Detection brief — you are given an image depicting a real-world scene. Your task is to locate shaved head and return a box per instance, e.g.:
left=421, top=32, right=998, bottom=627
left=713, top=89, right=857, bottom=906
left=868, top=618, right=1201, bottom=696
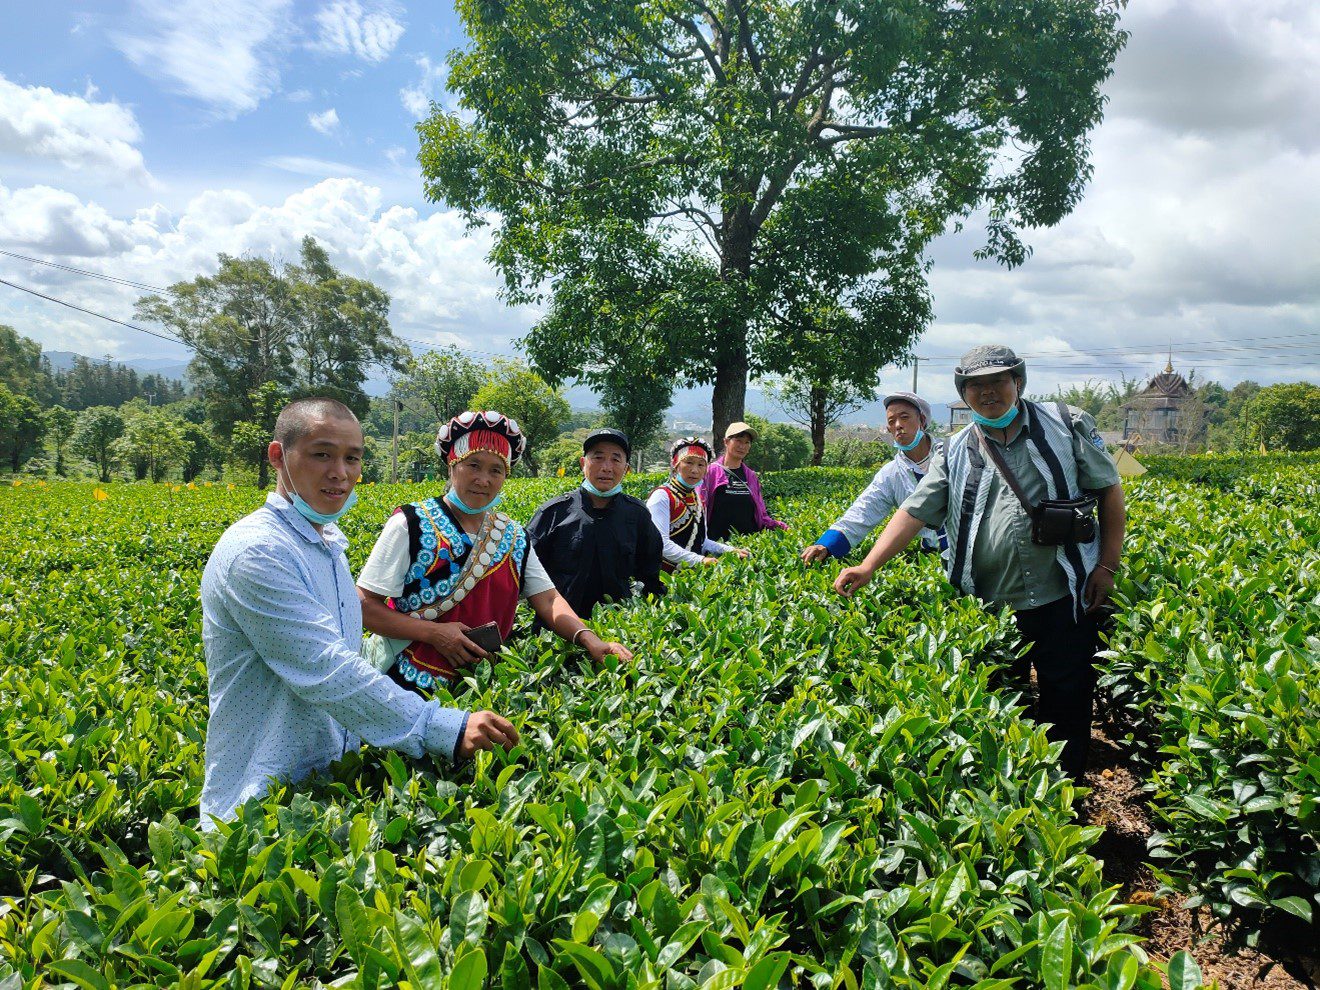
left=273, top=398, right=359, bottom=448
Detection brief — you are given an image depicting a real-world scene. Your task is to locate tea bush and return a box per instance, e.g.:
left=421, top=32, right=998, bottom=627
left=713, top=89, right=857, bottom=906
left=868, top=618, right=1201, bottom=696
left=1097, top=462, right=1320, bottom=937
left=0, top=471, right=1238, bottom=988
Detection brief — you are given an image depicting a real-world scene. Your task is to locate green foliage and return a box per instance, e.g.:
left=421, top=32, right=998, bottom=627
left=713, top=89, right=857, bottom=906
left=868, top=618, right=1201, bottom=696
left=393, top=350, right=485, bottom=431
left=0, top=472, right=1180, bottom=988
left=1247, top=382, right=1320, bottom=451
left=0, top=325, right=54, bottom=403
left=1097, top=458, right=1320, bottom=934
left=741, top=414, right=811, bottom=473
left=423, top=0, right=1126, bottom=437
left=112, top=406, right=194, bottom=483
left=0, top=383, right=46, bottom=473
left=69, top=406, right=124, bottom=483
left=822, top=437, right=892, bottom=470
left=43, top=405, right=76, bottom=476
left=135, top=237, right=405, bottom=436
left=471, top=360, right=571, bottom=475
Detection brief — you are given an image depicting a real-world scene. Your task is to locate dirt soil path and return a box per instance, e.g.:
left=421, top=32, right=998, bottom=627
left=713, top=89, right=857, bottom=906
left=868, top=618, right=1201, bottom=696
left=1083, top=728, right=1319, bottom=989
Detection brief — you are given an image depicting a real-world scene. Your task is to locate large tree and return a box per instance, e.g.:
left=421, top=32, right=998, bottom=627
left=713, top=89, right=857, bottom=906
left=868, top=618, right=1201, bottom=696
left=470, top=359, right=571, bottom=475
left=419, top=0, right=1126, bottom=440
left=0, top=384, right=45, bottom=472
left=71, top=406, right=124, bottom=482
left=0, top=326, right=54, bottom=403
left=135, top=238, right=406, bottom=435
left=393, top=349, right=485, bottom=428
left=1249, top=383, right=1320, bottom=452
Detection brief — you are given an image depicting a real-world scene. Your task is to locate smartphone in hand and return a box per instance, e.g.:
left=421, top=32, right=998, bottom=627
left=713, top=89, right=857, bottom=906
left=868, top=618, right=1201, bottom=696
left=465, top=621, right=503, bottom=654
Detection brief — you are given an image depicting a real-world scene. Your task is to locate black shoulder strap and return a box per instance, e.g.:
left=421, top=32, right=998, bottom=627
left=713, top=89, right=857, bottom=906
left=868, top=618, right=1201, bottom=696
left=976, top=426, right=1036, bottom=517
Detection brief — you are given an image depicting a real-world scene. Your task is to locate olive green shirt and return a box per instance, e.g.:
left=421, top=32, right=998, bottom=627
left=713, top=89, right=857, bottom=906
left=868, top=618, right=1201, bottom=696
left=901, top=404, right=1120, bottom=611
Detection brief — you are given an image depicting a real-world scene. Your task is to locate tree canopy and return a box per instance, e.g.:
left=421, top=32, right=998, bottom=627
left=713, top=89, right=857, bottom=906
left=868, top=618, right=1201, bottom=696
left=420, top=0, right=1127, bottom=439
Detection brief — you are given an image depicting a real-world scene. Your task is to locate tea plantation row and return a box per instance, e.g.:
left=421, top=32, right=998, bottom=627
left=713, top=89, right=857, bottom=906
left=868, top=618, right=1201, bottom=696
left=2, top=460, right=1311, bottom=988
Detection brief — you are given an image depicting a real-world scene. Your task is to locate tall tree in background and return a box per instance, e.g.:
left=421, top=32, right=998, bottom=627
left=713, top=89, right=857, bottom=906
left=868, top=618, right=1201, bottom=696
left=44, top=405, right=75, bottom=475
left=137, top=255, right=296, bottom=436
left=0, top=384, right=46, bottom=472
left=419, top=0, right=1125, bottom=441
left=471, top=359, right=570, bottom=475
left=393, top=350, right=485, bottom=427
left=1249, top=383, right=1320, bottom=452
left=136, top=239, right=407, bottom=436
left=0, top=325, right=54, bottom=403
left=71, top=406, right=124, bottom=482
left=288, top=237, right=408, bottom=415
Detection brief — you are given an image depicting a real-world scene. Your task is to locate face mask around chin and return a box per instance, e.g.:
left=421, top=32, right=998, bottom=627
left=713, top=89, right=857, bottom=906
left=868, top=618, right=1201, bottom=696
left=895, top=428, right=926, bottom=452
left=972, top=404, right=1020, bottom=430
left=276, top=449, right=358, bottom=525
left=446, top=488, right=502, bottom=514
left=582, top=479, right=624, bottom=498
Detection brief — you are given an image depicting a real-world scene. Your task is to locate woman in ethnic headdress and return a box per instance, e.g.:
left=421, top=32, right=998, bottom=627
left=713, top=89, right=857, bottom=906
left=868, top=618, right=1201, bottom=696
left=646, top=437, right=752, bottom=571
left=356, top=410, right=633, bottom=693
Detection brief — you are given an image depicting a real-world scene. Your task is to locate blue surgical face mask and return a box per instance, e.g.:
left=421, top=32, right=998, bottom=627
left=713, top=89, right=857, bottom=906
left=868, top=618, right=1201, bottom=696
left=446, top=488, right=502, bottom=515
left=895, top=428, right=926, bottom=452
left=276, top=445, right=358, bottom=526
left=973, top=404, right=1020, bottom=430
left=671, top=473, right=696, bottom=490
left=582, top=479, right=624, bottom=498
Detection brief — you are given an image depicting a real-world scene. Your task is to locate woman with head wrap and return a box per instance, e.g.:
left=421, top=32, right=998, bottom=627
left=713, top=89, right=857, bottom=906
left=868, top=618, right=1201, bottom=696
left=646, top=437, right=752, bottom=570
left=356, top=410, right=632, bottom=694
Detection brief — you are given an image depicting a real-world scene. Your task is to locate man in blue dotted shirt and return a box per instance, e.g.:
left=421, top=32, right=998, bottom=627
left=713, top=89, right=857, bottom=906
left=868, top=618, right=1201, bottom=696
left=199, top=397, right=518, bottom=827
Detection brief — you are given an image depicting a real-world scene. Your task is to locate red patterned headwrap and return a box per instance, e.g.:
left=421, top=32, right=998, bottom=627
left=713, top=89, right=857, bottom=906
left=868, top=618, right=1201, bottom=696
left=435, top=411, right=527, bottom=469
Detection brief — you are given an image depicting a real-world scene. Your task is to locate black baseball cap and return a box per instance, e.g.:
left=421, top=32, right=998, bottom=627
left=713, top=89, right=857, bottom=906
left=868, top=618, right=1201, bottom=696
left=583, top=427, right=631, bottom=458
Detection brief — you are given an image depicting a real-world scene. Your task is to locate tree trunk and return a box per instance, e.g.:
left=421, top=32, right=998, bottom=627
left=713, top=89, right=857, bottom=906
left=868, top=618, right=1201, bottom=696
left=711, top=210, right=754, bottom=449
left=810, top=386, right=827, bottom=466
left=711, top=346, right=749, bottom=453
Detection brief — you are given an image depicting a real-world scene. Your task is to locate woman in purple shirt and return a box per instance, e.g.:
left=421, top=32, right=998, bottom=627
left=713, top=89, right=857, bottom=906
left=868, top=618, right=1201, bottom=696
left=700, top=421, right=790, bottom=541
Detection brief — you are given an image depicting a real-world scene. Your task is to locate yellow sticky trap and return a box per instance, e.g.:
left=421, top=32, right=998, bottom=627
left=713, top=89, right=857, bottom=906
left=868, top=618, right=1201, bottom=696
left=93, top=488, right=109, bottom=500
left=1114, top=449, right=1147, bottom=477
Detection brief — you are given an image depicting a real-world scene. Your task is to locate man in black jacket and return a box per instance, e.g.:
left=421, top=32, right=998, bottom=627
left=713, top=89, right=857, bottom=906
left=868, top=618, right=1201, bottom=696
left=526, top=428, right=666, bottom=621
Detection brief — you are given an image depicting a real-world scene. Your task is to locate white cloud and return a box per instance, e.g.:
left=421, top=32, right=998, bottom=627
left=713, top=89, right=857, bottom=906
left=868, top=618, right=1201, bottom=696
left=308, top=107, right=340, bottom=135
left=400, top=55, right=446, bottom=119
left=262, top=155, right=362, bottom=176
left=313, top=1, right=405, bottom=63
left=115, top=0, right=294, bottom=116
left=286, top=88, right=313, bottom=102
left=0, top=75, right=150, bottom=182
left=0, top=178, right=531, bottom=359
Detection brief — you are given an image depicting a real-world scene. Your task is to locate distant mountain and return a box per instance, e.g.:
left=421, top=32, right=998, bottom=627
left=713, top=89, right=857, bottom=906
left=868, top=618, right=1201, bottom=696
left=44, top=351, right=191, bottom=383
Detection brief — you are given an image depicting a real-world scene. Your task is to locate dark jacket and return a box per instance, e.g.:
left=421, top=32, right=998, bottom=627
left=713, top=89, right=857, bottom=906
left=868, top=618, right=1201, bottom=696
left=526, top=487, right=665, bottom=619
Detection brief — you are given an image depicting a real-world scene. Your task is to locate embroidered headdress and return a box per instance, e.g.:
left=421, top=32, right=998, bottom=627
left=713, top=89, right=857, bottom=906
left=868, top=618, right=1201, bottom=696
left=670, top=436, right=714, bottom=467
left=435, top=410, right=527, bottom=469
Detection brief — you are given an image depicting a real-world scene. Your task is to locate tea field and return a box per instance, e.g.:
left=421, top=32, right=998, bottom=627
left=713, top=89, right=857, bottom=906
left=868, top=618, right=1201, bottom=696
left=1, top=457, right=1316, bottom=989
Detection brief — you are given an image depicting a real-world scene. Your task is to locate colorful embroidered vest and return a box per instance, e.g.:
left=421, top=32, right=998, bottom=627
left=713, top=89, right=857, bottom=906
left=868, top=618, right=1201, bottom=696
left=658, top=479, right=707, bottom=572
left=388, top=497, right=527, bottom=689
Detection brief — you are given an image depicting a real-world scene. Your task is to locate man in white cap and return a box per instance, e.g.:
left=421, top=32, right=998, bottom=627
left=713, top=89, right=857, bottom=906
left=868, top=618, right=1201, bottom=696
left=833, top=345, right=1124, bottom=778
left=801, top=391, right=947, bottom=564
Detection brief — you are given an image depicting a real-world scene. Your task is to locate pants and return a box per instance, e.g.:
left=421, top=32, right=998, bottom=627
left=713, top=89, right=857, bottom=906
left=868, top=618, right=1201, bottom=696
left=1010, top=595, right=1099, bottom=778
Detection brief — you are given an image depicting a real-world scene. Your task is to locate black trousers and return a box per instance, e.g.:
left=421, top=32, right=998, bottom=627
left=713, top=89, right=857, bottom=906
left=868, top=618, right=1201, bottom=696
left=1009, top=595, right=1099, bottom=778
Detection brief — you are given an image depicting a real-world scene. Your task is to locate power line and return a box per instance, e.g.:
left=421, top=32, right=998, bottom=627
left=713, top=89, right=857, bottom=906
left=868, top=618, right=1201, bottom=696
left=0, top=248, right=169, bottom=294
left=0, top=277, right=187, bottom=347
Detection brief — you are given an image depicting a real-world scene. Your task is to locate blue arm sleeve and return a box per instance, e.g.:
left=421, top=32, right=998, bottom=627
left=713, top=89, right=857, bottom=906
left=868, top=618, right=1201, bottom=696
left=816, top=529, right=852, bottom=558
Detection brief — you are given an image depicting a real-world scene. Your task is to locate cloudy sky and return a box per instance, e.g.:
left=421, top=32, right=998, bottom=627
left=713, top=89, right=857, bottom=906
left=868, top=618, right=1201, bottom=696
left=1, top=0, right=1317, bottom=412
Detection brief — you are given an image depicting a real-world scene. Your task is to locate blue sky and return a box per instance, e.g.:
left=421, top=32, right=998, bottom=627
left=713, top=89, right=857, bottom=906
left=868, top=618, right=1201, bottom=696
left=1, top=0, right=1318, bottom=416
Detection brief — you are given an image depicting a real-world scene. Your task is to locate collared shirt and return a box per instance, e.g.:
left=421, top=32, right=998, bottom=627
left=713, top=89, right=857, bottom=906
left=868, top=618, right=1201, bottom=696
left=525, top=487, right=665, bottom=618
left=200, top=492, right=467, bottom=827
left=902, top=405, right=1119, bottom=610
left=817, top=443, right=947, bottom=556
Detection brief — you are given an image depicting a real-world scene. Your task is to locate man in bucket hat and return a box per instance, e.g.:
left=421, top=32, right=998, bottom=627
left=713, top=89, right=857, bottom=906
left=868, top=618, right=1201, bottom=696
left=832, top=345, right=1126, bottom=778
left=801, top=390, right=948, bottom=564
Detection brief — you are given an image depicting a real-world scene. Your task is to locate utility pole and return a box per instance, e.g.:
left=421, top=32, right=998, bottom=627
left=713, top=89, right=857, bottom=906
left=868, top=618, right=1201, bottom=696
left=910, top=356, right=923, bottom=392
left=391, top=399, right=400, bottom=484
